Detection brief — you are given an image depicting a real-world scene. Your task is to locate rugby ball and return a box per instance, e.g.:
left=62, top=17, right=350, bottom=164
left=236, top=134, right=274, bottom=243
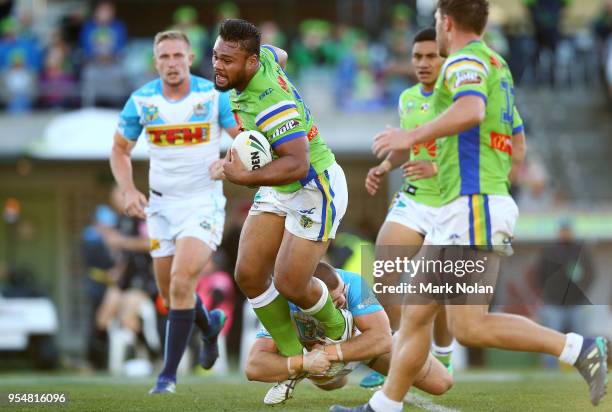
left=231, top=130, right=273, bottom=171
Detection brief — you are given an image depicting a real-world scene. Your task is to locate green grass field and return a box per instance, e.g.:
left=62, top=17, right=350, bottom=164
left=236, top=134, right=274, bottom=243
left=0, top=370, right=607, bottom=411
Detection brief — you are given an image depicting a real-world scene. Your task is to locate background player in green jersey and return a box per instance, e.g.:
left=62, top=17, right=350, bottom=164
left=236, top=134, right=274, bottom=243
left=212, top=19, right=352, bottom=385
left=364, top=30, right=526, bottom=388
left=333, top=1, right=609, bottom=411
left=362, top=28, right=455, bottom=388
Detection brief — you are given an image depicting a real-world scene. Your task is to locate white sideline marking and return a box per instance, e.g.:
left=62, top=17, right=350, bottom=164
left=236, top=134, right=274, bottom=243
left=405, top=393, right=460, bottom=412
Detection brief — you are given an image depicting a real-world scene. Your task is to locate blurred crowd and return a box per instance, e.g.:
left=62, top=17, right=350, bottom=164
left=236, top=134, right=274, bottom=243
left=1, top=0, right=611, bottom=114
left=81, top=185, right=237, bottom=373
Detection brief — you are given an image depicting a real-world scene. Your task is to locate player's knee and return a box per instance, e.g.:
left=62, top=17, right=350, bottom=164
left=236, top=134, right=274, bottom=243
left=235, top=266, right=267, bottom=298
left=429, top=373, right=454, bottom=396
left=274, top=279, right=300, bottom=302
left=169, top=275, right=193, bottom=302
left=244, top=362, right=261, bottom=382
left=441, top=373, right=454, bottom=394
left=377, top=332, right=393, bottom=355
left=452, top=320, right=486, bottom=347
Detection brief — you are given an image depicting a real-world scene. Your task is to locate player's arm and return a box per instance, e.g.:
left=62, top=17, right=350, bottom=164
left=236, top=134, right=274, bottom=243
left=323, top=311, right=392, bottom=363
left=373, top=95, right=485, bottom=157
left=509, top=130, right=526, bottom=183
left=509, top=107, right=526, bottom=183
left=402, top=160, right=437, bottom=181
left=245, top=337, right=330, bottom=383
left=97, top=224, right=150, bottom=252
left=225, top=125, right=241, bottom=138
left=110, top=132, right=148, bottom=219
left=365, top=149, right=411, bottom=195
left=262, top=44, right=288, bottom=70
left=224, top=137, right=310, bottom=186
left=210, top=92, right=241, bottom=180
left=218, top=90, right=241, bottom=139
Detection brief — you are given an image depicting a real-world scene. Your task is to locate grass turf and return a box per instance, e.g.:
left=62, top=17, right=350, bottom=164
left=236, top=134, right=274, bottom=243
left=0, top=371, right=607, bottom=411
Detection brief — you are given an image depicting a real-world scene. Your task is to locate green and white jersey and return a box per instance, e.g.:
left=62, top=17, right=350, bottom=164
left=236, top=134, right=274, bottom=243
left=230, top=46, right=335, bottom=193
left=398, top=84, right=441, bottom=207
left=433, top=40, right=524, bottom=204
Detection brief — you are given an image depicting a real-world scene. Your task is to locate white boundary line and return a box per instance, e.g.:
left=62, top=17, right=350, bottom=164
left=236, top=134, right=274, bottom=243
left=405, top=393, right=461, bottom=412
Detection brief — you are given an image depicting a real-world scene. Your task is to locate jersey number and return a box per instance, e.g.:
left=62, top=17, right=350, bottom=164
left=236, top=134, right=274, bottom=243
left=500, top=80, right=515, bottom=126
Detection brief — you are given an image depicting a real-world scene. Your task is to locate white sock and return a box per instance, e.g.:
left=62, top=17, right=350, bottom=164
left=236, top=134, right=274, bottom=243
left=299, top=277, right=328, bottom=315
left=369, top=390, right=403, bottom=412
left=559, top=332, right=584, bottom=365
left=432, top=340, right=454, bottom=356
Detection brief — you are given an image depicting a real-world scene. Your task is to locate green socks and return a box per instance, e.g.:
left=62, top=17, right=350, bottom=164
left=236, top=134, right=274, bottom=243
left=301, top=278, right=346, bottom=341
left=251, top=284, right=303, bottom=357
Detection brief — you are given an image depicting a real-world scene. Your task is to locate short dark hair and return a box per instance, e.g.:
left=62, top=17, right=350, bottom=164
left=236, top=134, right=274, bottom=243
left=218, top=18, right=261, bottom=56
left=413, top=28, right=436, bottom=46
left=437, top=0, right=489, bottom=35
left=313, top=262, right=340, bottom=290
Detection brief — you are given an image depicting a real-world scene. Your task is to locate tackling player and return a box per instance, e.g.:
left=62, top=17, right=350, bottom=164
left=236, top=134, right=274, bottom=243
left=110, top=31, right=240, bottom=394
left=245, top=262, right=453, bottom=405
left=212, top=18, right=353, bottom=381
left=332, top=1, right=609, bottom=411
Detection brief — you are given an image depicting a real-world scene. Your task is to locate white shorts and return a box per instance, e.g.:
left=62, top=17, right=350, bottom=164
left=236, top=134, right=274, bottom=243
left=425, top=194, right=519, bottom=253
left=146, top=195, right=226, bottom=258
left=249, top=163, right=348, bottom=242
left=385, top=192, right=440, bottom=236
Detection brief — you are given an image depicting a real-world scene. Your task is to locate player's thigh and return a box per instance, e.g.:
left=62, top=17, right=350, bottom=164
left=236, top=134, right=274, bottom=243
left=375, top=222, right=424, bottom=318
left=235, top=212, right=286, bottom=297
left=172, top=236, right=214, bottom=280
left=153, top=256, right=173, bottom=304
left=274, top=230, right=329, bottom=294
left=376, top=221, right=424, bottom=248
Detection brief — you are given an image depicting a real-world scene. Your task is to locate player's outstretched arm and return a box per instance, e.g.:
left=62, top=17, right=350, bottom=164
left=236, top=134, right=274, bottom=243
left=323, top=311, right=392, bottom=363
left=109, top=132, right=148, bottom=219
left=245, top=338, right=330, bottom=382
left=372, top=95, right=485, bottom=158
left=223, top=137, right=310, bottom=186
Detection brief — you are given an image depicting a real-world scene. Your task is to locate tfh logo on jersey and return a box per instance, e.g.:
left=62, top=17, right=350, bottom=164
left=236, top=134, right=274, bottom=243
left=147, top=122, right=211, bottom=146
